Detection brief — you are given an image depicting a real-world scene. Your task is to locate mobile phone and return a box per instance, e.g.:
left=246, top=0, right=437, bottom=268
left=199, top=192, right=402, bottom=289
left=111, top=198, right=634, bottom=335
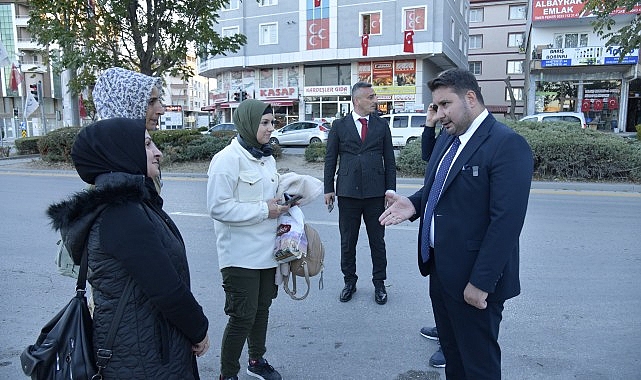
left=281, top=194, right=303, bottom=206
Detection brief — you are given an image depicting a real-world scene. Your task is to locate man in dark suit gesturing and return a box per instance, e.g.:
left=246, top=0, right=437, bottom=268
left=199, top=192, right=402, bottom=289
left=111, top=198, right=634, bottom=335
left=324, top=82, right=396, bottom=305
left=380, top=69, right=533, bottom=379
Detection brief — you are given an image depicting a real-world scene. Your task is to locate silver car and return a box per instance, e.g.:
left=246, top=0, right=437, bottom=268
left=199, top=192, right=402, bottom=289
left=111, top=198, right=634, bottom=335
left=269, top=121, right=331, bottom=146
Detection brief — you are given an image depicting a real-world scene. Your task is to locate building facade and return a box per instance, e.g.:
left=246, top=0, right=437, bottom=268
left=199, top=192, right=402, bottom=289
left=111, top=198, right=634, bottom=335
left=1, top=0, right=61, bottom=139
left=525, top=1, right=641, bottom=133
left=198, top=0, right=470, bottom=125
left=468, top=0, right=527, bottom=118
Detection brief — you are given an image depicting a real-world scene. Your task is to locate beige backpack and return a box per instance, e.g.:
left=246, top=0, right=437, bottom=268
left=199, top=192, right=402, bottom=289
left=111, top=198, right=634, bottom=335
left=283, top=223, right=325, bottom=300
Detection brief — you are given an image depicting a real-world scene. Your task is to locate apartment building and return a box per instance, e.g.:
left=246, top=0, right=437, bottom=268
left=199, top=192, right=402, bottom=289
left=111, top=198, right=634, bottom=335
left=0, top=0, right=59, bottom=138
left=525, top=2, right=641, bottom=132
left=468, top=0, right=527, bottom=118
left=198, top=0, right=469, bottom=125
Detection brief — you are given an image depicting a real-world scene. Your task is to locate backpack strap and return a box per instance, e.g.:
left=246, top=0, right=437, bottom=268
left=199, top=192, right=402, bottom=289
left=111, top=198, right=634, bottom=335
left=283, top=262, right=311, bottom=301
left=92, top=278, right=134, bottom=380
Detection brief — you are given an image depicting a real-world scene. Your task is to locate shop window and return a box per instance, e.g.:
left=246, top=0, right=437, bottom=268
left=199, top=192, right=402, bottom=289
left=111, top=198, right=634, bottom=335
left=470, top=8, right=483, bottom=23
left=507, top=60, right=524, bottom=74
left=259, top=23, right=278, bottom=45
left=304, top=64, right=350, bottom=86
left=469, top=61, right=482, bottom=75
left=361, top=11, right=382, bottom=35
left=505, top=87, right=523, bottom=101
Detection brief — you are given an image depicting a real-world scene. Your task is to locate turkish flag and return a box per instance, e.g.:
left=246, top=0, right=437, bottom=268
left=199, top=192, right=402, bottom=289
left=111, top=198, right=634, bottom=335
left=79, top=93, right=87, bottom=118
left=593, top=98, right=603, bottom=111
left=314, top=0, right=321, bottom=7
left=361, top=34, right=369, bottom=56
left=10, top=63, right=22, bottom=92
left=607, top=97, right=618, bottom=110
left=403, top=30, right=414, bottom=53
left=581, top=99, right=591, bottom=112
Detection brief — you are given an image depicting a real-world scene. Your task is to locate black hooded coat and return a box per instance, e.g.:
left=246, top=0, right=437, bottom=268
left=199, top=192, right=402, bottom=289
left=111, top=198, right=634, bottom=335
left=47, top=119, right=208, bottom=379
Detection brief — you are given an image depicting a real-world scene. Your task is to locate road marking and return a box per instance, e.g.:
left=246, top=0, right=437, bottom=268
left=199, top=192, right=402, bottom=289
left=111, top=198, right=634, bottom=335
left=169, top=212, right=419, bottom=231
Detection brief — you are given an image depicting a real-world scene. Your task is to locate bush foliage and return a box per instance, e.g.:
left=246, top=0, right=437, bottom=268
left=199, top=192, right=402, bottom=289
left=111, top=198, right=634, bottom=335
left=14, top=136, right=41, bottom=155
left=28, top=121, right=641, bottom=183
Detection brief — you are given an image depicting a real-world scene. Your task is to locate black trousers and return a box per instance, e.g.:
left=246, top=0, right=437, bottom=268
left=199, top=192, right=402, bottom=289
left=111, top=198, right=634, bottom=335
left=429, top=263, right=504, bottom=380
left=337, top=196, right=387, bottom=285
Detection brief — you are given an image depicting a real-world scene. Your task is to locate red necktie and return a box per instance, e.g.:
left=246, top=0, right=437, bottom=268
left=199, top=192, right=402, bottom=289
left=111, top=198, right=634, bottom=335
left=358, top=118, right=368, bottom=141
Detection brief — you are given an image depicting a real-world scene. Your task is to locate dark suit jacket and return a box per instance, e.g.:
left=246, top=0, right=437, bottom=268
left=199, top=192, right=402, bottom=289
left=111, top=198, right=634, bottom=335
left=409, top=114, right=533, bottom=303
left=324, top=113, right=396, bottom=198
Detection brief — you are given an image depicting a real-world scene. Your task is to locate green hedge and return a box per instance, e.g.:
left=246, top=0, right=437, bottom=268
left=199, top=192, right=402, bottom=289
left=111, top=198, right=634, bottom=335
left=14, top=136, right=41, bottom=155
left=37, top=127, right=81, bottom=162
left=26, top=122, right=641, bottom=183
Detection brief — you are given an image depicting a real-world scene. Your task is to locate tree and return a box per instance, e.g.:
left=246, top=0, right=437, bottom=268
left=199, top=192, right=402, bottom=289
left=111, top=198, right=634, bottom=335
left=27, top=0, right=247, bottom=94
left=582, top=0, right=641, bottom=60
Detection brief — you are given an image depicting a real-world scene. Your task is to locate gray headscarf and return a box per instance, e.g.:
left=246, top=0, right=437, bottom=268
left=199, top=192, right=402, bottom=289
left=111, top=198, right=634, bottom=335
left=93, top=67, right=163, bottom=120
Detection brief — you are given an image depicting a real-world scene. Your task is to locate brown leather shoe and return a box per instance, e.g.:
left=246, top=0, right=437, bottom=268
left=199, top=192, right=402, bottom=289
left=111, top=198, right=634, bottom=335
left=339, top=283, right=357, bottom=302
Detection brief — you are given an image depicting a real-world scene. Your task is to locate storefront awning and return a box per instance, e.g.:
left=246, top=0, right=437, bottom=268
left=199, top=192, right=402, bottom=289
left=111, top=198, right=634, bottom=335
left=486, top=105, right=509, bottom=113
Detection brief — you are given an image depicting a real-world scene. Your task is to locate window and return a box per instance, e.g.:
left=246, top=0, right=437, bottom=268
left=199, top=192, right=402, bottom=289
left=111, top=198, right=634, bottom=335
left=507, top=60, right=524, bottom=74
left=469, top=34, right=483, bottom=49
left=259, top=23, right=278, bottom=45
left=554, top=33, right=588, bottom=48
left=304, top=64, right=351, bottom=86
left=259, top=0, right=277, bottom=6
left=403, top=6, right=427, bottom=31
left=361, top=11, right=382, bottom=35
left=450, top=18, right=455, bottom=41
left=470, top=8, right=484, bottom=23
left=508, top=32, right=524, bottom=48
left=469, top=61, right=482, bottom=75
left=508, top=5, right=526, bottom=20
left=222, top=0, right=239, bottom=10
left=222, top=26, right=239, bottom=38
left=505, top=87, right=523, bottom=101
left=459, top=30, right=463, bottom=51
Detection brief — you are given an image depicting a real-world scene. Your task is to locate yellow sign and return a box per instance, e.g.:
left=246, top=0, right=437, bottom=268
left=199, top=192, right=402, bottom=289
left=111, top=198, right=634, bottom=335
left=373, top=86, right=416, bottom=96
left=21, top=130, right=27, bottom=138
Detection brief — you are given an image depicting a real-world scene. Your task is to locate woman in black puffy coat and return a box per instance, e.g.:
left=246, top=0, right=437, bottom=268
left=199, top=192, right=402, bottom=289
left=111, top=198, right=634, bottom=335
left=47, top=118, right=210, bottom=379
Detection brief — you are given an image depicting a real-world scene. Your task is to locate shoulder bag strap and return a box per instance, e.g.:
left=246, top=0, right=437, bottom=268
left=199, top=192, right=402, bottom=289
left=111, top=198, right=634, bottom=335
left=92, top=277, right=134, bottom=379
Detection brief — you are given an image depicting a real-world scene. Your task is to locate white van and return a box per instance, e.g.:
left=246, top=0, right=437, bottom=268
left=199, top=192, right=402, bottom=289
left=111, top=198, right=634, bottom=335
left=381, top=113, right=427, bottom=147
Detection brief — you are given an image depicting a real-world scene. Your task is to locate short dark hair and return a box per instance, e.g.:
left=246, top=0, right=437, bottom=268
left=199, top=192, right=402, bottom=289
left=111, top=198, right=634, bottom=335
left=351, top=82, right=372, bottom=97
left=428, top=68, right=484, bottom=105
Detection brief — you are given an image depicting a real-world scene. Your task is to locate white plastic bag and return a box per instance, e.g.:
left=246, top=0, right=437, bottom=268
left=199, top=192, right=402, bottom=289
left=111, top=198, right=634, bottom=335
left=274, top=206, right=307, bottom=263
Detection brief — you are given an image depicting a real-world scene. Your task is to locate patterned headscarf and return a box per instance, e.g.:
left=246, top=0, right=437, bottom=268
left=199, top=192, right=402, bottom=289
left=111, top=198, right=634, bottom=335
left=93, top=67, right=163, bottom=120
left=72, top=118, right=147, bottom=185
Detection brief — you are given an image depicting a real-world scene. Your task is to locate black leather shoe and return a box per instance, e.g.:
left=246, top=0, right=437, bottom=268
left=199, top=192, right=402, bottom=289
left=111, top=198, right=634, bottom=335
left=374, top=286, right=387, bottom=305
left=339, top=283, right=357, bottom=302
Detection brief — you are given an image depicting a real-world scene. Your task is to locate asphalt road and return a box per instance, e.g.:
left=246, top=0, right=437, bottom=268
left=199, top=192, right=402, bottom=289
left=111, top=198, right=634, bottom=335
left=0, top=166, right=640, bottom=379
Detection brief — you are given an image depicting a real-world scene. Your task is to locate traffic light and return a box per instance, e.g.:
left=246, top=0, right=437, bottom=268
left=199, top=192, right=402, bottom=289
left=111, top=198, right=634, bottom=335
left=29, top=83, right=39, bottom=102
left=233, top=92, right=240, bottom=102
left=240, top=91, right=247, bottom=101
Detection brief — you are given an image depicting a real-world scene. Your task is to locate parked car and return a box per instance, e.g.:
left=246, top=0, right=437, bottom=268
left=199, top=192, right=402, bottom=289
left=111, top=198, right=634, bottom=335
left=201, top=122, right=236, bottom=134
left=269, top=120, right=331, bottom=146
left=380, top=112, right=427, bottom=147
left=518, top=112, right=587, bottom=129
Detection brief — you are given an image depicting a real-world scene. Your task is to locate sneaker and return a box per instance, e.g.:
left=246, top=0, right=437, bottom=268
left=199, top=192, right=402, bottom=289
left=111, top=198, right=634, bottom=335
left=420, top=326, right=439, bottom=340
left=429, top=346, right=446, bottom=368
left=247, top=358, right=282, bottom=380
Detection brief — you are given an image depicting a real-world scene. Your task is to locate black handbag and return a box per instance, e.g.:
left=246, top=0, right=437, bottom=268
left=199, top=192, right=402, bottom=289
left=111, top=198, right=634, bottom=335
left=21, top=238, right=134, bottom=380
